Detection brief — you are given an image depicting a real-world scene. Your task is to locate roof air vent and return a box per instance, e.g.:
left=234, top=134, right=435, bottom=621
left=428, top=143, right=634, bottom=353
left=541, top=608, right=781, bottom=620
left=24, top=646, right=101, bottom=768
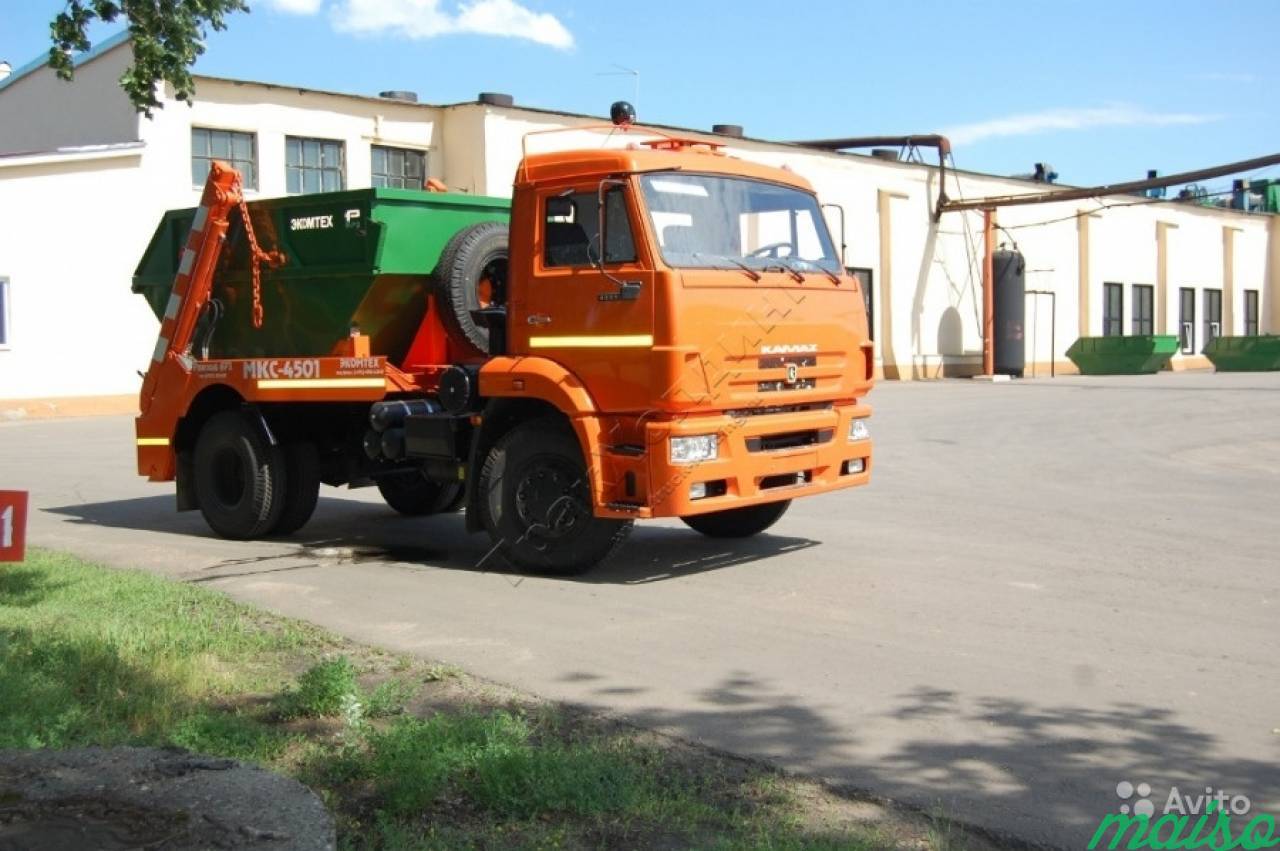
left=711, top=124, right=744, bottom=138
left=478, top=92, right=515, bottom=107
left=379, top=90, right=418, bottom=103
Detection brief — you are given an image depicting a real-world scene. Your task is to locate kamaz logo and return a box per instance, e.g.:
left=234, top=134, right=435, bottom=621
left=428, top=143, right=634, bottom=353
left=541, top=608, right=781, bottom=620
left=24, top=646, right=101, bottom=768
left=761, top=344, right=818, bottom=355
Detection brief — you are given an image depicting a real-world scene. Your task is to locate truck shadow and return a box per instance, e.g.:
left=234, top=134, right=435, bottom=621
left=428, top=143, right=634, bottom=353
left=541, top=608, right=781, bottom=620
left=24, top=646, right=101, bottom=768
left=43, top=495, right=820, bottom=585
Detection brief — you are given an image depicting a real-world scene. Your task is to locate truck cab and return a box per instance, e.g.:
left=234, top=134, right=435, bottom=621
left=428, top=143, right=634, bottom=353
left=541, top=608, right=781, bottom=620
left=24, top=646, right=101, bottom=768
left=471, top=138, right=874, bottom=569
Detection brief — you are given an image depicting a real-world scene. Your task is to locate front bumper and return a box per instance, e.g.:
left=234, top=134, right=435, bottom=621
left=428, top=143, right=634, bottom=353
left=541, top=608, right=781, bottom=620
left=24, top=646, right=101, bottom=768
left=599, top=403, right=872, bottom=519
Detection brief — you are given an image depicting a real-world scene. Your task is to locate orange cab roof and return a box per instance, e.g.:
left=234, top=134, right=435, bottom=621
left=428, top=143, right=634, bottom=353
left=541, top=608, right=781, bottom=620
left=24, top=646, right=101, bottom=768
left=517, top=140, right=816, bottom=194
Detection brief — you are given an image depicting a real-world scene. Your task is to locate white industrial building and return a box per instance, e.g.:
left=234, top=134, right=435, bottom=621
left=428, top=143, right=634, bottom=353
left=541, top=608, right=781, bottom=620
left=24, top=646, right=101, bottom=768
left=1, top=33, right=1276, bottom=416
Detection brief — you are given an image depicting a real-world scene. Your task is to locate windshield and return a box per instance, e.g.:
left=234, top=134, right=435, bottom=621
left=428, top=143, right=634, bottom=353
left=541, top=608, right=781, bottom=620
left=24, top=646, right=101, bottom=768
left=639, top=173, right=841, bottom=275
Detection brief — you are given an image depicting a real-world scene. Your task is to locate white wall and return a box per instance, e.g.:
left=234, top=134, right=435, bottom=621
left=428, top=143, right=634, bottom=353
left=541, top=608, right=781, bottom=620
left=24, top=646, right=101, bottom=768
left=0, top=151, right=156, bottom=399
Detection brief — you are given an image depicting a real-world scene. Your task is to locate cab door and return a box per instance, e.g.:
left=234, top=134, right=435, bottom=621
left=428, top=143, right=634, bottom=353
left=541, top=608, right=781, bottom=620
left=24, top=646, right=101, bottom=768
left=515, top=181, right=655, bottom=412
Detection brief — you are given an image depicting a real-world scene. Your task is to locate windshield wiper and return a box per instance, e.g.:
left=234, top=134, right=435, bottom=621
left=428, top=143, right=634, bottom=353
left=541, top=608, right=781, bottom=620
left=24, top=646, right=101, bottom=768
left=725, top=257, right=762, bottom=281
left=777, top=257, right=841, bottom=285
left=688, top=252, right=761, bottom=282
left=763, top=262, right=805, bottom=283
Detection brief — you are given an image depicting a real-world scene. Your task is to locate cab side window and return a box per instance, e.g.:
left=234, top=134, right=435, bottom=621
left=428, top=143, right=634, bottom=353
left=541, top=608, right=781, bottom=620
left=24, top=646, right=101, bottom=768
left=543, top=188, right=637, bottom=267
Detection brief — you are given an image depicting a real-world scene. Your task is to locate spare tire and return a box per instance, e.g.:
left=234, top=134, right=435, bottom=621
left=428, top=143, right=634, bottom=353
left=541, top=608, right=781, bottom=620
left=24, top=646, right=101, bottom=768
left=433, top=221, right=509, bottom=358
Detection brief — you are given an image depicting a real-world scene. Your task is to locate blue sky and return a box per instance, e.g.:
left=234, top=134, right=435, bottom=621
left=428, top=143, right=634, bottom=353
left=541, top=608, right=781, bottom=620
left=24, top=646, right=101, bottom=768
left=3, top=0, right=1277, bottom=187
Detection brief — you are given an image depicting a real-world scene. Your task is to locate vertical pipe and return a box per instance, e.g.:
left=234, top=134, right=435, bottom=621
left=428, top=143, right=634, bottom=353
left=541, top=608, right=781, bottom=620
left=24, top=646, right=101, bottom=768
left=1050, top=291, right=1056, bottom=378
left=982, top=209, right=995, bottom=376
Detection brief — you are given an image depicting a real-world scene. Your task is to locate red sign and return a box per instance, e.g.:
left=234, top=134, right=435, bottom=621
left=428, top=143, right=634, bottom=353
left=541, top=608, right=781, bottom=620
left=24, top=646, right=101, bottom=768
left=0, top=490, right=29, bottom=563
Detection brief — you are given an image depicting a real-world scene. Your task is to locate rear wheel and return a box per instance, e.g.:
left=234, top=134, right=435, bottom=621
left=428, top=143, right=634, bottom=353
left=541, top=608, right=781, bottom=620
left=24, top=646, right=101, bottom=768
left=478, top=419, right=631, bottom=575
left=272, top=442, right=320, bottom=535
left=193, top=410, right=286, bottom=540
left=376, top=471, right=463, bottom=516
left=681, top=500, right=791, bottom=538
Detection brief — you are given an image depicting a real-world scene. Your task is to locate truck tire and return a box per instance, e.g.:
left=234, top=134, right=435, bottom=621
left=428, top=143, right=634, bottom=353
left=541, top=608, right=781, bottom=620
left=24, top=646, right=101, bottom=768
left=478, top=419, right=632, bottom=575
left=433, top=221, right=508, bottom=358
left=681, top=500, right=791, bottom=538
left=272, top=442, right=320, bottom=536
left=376, top=471, right=463, bottom=516
left=193, top=410, right=287, bottom=540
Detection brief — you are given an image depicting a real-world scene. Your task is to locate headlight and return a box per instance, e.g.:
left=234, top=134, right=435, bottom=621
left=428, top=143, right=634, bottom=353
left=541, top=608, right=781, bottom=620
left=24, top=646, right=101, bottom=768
left=849, top=418, right=870, bottom=442
left=670, top=434, right=719, bottom=464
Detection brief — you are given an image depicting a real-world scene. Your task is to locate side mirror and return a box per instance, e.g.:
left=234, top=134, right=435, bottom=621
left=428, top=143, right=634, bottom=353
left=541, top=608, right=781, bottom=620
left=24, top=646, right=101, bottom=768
left=593, top=178, right=641, bottom=302
left=594, top=178, right=627, bottom=268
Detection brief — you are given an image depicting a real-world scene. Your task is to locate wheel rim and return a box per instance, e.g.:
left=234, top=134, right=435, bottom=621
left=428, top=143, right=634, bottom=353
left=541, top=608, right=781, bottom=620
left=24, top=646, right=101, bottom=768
left=211, top=447, right=248, bottom=508
left=513, top=456, right=589, bottom=548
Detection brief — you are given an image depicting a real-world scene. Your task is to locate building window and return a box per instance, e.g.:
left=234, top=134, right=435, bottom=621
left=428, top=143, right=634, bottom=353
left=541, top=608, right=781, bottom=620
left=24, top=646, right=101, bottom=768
left=542, top=188, right=636, bottom=267
left=1244, top=289, right=1259, bottom=336
left=285, top=136, right=344, bottom=194
left=847, top=268, right=874, bottom=341
left=1131, top=284, right=1154, bottom=336
left=1203, top=288, right=1222, bottom=352
left=372, top=145, right=426, bottom=189
left=0, top=277, right=10, bottom=348
left=1103, top=282, right=1123, bottom=337
left=191, top=128, right=257, bottom=189
left=1179, top=287, right=1196, bottom=354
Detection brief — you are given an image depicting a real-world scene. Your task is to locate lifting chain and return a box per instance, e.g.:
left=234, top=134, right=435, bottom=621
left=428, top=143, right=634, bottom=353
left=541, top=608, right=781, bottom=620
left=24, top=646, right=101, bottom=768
left=234, top=178, right=286, bottom=329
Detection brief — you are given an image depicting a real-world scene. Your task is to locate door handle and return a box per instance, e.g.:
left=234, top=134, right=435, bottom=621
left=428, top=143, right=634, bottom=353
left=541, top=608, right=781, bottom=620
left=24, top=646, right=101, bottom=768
left=527, top=314, right=552, bottom=326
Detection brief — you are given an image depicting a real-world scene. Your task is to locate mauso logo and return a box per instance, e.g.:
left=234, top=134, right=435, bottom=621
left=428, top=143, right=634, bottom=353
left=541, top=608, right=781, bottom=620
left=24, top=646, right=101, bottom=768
left=1089, top=779, right=1277, bottom=851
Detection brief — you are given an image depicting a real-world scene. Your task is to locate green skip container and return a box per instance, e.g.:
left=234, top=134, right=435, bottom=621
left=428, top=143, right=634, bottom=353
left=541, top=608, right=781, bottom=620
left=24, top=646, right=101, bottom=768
left=1204, top=336, right=1280, bottom=371
left=133, top=187, right=510, bottom=361
left=1065, top=335, right=1179, bottom=375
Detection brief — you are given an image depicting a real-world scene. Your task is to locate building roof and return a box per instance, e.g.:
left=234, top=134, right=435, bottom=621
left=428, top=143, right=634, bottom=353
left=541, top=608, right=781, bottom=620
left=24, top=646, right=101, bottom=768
left=0, top=29, right=130, bottom=94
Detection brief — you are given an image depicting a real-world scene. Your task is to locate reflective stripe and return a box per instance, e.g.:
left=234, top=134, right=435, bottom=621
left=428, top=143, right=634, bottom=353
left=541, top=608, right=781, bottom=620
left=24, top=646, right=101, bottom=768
left=163, top=293, right=182, bottom=320
left=256, top=377, right=387, bottom=390
left=136, top=437, right=170, bottom=446
left=152, top=336, right=169, bottom=362
left=191, top=205, right=209, bottom=233
left=528, top=334, right=654, bottom=349
left=178, top=248, right=196, bottom=276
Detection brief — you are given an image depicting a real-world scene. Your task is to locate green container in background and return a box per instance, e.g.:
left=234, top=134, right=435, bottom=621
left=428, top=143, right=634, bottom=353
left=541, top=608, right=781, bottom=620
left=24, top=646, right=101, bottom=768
left=133, top=187, right=510, bottom=361
left=1065, top=335, right=1179, bottom=375
left=1204, top=335, right=1280, bottom=371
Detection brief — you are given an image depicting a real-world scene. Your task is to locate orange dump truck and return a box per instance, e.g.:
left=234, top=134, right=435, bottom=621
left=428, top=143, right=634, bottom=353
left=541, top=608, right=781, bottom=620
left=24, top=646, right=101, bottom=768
left=132, top=116, right=874, bottom=574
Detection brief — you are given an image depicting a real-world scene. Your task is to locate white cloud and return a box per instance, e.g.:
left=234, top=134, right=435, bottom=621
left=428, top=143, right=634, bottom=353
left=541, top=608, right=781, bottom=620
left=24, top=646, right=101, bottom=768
left=943, top=105, right=1221, bottom=146
left=258, top=0, right=324, bottom=13
left=332, top=0, right=574, bottom=49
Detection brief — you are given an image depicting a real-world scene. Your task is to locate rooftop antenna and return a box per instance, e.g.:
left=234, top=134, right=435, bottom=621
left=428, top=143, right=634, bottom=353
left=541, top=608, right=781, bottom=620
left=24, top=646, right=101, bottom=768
left=595, top=64, right=639, bottom=109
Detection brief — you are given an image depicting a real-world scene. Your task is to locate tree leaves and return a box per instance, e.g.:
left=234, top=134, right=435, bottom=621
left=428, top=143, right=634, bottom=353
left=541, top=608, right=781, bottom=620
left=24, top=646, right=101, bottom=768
left=48, top=0, right=250, bottom=117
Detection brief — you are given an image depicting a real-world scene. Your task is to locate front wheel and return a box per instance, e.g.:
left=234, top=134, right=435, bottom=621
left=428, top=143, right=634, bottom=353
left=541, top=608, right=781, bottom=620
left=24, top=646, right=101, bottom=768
left=681, top=500, right=791, bottom=538
left=478, top=419, right=632, bottom=575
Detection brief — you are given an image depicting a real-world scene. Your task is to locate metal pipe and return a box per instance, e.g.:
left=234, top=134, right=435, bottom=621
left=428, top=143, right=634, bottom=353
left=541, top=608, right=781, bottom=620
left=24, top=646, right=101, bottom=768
left=791, top=134, right=952, bottom=220
left=983, top=209, right=995, bottom=376
left=942, top=151, right=1280, bottom=213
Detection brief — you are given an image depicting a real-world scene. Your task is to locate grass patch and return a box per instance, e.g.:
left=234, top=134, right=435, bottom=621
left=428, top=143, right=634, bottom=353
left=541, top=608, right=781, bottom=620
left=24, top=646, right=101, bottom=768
left=0, top=549, right=973, bottom=850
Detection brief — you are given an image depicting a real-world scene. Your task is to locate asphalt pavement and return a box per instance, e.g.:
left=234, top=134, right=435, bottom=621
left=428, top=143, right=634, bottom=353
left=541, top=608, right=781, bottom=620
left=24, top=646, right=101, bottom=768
left=3, top=371, right=1278, bottom=847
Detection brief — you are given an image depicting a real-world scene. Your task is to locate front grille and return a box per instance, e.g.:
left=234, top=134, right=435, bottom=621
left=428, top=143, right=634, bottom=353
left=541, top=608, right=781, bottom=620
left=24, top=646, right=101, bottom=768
left=725, top=402, right=832, bottom=419
left=746, top=428, right=834, bottom=453
left=758, top=378, right=816, bottom=392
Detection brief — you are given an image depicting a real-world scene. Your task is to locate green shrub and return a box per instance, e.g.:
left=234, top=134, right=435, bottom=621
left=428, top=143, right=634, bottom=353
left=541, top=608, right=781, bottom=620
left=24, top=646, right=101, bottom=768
left=278, top=656, right=359, bottom=719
